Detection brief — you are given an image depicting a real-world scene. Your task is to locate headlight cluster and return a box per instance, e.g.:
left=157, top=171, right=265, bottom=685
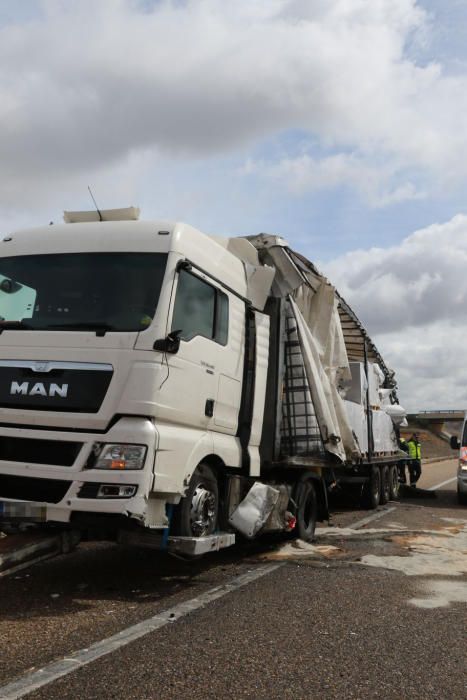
left=90, top=443, right=147, bottom=470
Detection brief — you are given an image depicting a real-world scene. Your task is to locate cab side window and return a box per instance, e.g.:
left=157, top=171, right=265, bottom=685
left=172, top=270, right=229, bottom=344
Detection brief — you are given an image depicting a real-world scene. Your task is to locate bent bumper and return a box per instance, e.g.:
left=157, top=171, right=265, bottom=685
left=0, top=417, right=162, bottom=526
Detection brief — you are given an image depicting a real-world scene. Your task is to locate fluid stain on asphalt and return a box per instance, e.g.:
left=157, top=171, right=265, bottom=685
left=360, top=523, right=467, bottom=577
left=409, top=579, right=467, bottom=608
left=359, top=521, right=467, bottom=609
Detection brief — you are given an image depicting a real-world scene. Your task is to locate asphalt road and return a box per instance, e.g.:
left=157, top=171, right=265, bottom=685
left=0, top=458, right=466, bottom=699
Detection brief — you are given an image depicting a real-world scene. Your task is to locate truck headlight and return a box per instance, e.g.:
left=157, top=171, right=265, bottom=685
left=91, top=444, right=147, bottom=470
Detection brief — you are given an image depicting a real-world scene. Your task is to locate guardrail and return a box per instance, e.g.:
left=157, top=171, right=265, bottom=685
left=416, top=410, right=465, bottom=415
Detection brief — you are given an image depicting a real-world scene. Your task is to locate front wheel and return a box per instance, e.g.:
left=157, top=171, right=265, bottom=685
left=172, top=463, right=219, bottom=537
left=458, top=488, right=467, bottom=506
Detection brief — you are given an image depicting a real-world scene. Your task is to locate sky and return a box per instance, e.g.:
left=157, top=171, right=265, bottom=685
left=0, top=0, right=466, bottom=410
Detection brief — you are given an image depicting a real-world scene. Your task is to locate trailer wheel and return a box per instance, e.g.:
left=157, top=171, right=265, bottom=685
left=172, top=463, right=219, bottom=537
left=380, top=466, right=390, bottom=505
left=295, top=477, right=318, bottom=542
left=389, top=465, right=400, bottom=501
left=362, top=466, right=381, bottom=509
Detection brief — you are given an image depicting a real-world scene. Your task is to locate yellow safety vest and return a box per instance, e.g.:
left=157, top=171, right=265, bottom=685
left=407, top=440, right=421, bottom=460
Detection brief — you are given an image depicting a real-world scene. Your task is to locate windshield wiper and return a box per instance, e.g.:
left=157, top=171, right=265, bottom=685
left=45, top=322, right=116, bottom=336
left=0, top=320, right=34, bottom=333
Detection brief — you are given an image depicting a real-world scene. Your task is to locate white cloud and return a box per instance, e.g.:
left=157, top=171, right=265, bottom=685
left=242, top=153, right=426, bottom=207
left=322, top=214, right=467, bottom=409
left=0, top=0, right=467, bottom=213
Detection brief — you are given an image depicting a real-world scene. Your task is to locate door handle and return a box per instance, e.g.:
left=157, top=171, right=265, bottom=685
left=205, top=399, right=215, bottom=417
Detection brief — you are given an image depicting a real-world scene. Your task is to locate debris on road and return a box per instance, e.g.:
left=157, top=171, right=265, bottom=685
left=261, top=540, right=343, bottom=560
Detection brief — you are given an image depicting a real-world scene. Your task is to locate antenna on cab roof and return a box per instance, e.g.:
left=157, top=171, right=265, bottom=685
left=87, top=185, right=103, bottom=222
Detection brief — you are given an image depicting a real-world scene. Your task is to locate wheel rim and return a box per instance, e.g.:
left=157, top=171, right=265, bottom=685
left=391, top=468, right=399, bottom=497
left=190, top=483, right=217, bottom=536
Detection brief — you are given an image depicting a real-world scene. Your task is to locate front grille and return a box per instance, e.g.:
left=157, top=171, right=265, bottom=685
left=0, top=362, right=113, bottom=413
left=0, top=437, right=82, bottom=466
left=0, top=474, right=72, bottom=503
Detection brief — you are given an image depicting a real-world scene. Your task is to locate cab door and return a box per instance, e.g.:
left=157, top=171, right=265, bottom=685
left=156, top=267, right=228, bottom=431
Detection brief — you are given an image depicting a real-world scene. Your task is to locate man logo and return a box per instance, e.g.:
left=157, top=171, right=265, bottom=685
left=10, top=381, right=69, bottom=398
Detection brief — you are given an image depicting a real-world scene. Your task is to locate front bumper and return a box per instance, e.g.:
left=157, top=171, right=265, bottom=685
left=0, top=417, right=157, bottom=524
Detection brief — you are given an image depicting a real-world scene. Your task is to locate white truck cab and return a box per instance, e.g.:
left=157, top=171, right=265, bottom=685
left=0, top=210, right=271, bottom=550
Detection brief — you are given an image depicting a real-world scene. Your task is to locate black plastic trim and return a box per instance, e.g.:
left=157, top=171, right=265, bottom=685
left=236, top=308, right=257, bottom=470
left=177, top=258, right=252, bottom=307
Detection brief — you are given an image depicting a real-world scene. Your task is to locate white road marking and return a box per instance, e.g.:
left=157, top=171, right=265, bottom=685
left=344, top=506, right=397, bottom=530
left=0, top=551, right=58, bottom=579
left=0, top=536, right=61, bottom=578
left=428, top=476, right=457, bottom=491
left=0, top=563, right=282, bottom=700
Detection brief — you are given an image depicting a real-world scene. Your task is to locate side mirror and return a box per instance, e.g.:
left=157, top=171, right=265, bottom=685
left=450, top=435, right=460, bottom=450
left=153, top=329, right=182, bottom=354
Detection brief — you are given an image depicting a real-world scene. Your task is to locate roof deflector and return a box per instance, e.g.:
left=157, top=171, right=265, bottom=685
left=63, top=207, right=140, bottom=223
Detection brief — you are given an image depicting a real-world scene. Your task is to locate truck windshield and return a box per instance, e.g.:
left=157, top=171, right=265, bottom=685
left=0, top=252, right=167, bottom=332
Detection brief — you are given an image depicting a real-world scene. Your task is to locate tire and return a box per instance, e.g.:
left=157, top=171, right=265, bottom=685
left=172, top=463, right=219, bottom=537
left=380, top=465, right=390, bottom=505
left=295, top=477, right=318, bottom=542
left=389, top=464, right=400, bottom=501
left=362, top=465, right=381, bottom=509
left=457, top=488, right=467, bottom=506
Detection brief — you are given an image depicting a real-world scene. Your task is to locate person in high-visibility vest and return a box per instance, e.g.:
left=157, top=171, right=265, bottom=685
left=406, top=433, right=422, bottom=486
left=398, top=436, right=409, bottom=483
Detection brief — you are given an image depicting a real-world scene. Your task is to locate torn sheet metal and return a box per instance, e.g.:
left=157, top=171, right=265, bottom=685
left=226, top=237, right=276, bottom=310
left=262, top=484, right=291, bottom=532
left=229, top=482, right=279, bottom=538
left=289, top=296, right=359, bottom=462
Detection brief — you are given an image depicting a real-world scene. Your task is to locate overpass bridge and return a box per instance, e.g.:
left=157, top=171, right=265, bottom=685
left=408, top=410, right=465, bottom=422
left=406, top=410, right=465, bottom=444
